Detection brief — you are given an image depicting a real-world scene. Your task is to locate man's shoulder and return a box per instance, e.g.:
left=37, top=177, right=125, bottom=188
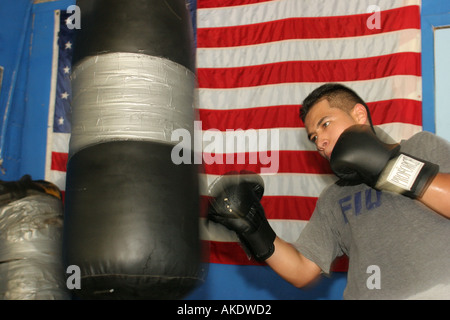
left=406, top=130, right=435, bottom=141
left=401, top=130, right=449, bottom=157
left=402, top=130, right=445, bottom=146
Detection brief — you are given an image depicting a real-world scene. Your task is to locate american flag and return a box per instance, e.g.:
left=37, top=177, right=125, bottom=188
left=45, top=1, right=422, bottom=275
left=45, top=10, right=74, bottom=199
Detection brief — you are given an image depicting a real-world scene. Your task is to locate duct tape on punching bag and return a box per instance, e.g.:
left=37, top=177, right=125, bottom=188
left=0, top=176, right=69, bottom=300
left=63, top=0, right=206, bottom=299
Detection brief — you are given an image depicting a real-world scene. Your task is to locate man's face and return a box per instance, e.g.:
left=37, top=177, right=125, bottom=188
left=304, top=99, right=361, bottom=161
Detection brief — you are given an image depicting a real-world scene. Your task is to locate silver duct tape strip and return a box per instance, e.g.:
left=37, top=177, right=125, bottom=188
left=69, top=52, right=196, bottom=157
left=0, top=195, right=69, bottom=300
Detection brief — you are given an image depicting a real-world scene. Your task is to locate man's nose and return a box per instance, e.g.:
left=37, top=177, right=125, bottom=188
left=316, top=136, right=328, bottom=151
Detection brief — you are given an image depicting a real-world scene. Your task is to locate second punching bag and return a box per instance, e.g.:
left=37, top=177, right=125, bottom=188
left=63, top=0, right=205, bottom=299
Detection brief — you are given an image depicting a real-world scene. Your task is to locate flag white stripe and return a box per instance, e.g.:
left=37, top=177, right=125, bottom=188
left=377, top=122, right=422, bottom=143
left=198, top=75, right=422, bottom=110
left=200, top=217, right=308, bottom=243
left=200, top=172, right=336, bottom=197
left=46, top=170, right=66, bottom=192
left=197, top=29, right=420, bottom=68
left=50, top=132, right=71, bottom=153
left=197, top=0, right=421, bottom=28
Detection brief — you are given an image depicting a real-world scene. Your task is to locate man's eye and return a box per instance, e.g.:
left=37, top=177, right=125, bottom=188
left=323, top=121, right=330, bottom=128
left=310, top=136, right=317, bottom=143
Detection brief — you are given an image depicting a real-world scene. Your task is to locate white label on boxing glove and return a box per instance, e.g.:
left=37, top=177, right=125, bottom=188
left=386, top=154, right=424, bottom=191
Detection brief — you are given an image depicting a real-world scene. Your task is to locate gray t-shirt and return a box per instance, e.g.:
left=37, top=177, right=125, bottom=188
left=294, top=131, right=450, bottom=299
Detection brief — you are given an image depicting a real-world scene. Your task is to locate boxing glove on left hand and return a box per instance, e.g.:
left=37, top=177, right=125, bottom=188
left=330, top=125, right=439, bottom=199
left=207, top=172, right=276, bottom=261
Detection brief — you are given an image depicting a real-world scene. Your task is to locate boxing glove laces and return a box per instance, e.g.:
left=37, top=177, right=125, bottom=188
left=207, top=171, right=276, bottom=261
left=330, top=125, right=439, bottom=199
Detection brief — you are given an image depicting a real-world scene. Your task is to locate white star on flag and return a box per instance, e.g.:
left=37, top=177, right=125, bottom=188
left=65, top=17, right=73, bottom=27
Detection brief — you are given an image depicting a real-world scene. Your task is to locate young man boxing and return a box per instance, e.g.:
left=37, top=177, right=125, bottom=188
left=208, top=83, right=450, bottom=299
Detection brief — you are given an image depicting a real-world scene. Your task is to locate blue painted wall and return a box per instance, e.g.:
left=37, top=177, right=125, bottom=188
left=0, top=0, right=75, bottom=181
left=421, top=0, right=450, bottom=134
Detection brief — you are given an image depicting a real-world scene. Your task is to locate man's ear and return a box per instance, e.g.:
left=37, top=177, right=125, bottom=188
left=352, top=103, right=369, bottom=124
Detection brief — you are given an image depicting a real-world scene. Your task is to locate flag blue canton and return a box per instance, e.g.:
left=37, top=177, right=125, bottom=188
left=54, top=11, right=74, bottom=134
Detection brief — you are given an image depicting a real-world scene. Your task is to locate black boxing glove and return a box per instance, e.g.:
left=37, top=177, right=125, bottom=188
left=207, top=171, right=275, bottom=261
left=330, top=125, right=439, bottom=199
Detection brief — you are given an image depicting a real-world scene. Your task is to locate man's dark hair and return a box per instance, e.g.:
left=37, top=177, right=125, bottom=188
left=300, top=83, right=374, bottom=128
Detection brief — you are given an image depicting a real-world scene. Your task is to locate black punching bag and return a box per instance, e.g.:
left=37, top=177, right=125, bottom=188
left=63, top=0, right=205, bottom=299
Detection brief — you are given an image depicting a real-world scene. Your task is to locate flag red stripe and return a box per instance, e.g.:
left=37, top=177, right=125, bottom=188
left=202, top=150, right=332, bottom=175
left=198, top=99, right=422, bottom=130
left=261, top=196, right=317, bottom=220
left=198, top=53, right=421, bottom=88
left=197, top=6, right=420, bottom=47
left=50, top=152, right=68, bottom=172
left=199, top=105, right=301, bottom=130
left=332, top=255, right=349, bottom=273
left=198, top=0, right=273, bottom=9
left=369, top=99, right=422, bottom=127
left=206, top=241, right=264, bottom=265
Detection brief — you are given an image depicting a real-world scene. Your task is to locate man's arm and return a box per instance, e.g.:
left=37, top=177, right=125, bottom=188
left=265, top=237, right=322, bottom=288
left=419, top=173, right=450, bottom=218
left=207, top=172, right=322, bottom=288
